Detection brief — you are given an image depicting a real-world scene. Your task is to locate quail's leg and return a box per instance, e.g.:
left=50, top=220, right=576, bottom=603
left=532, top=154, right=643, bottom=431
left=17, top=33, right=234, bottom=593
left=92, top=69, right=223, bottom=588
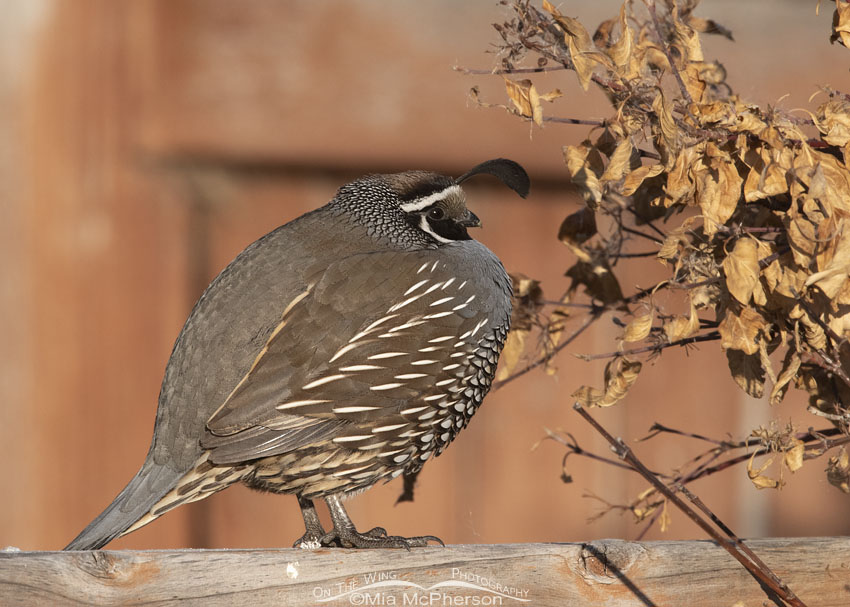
left=293, top=496, right=329, bottom=548
left=321, top=495, right=443, bottom=549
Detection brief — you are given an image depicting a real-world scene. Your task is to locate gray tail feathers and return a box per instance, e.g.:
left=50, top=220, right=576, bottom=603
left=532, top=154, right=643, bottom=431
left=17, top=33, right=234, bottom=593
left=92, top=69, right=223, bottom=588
left=64, top=461, right=181, bottom=550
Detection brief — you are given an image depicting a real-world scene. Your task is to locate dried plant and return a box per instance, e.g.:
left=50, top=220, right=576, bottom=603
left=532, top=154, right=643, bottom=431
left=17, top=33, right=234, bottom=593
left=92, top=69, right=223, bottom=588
left=470, top=0, right=850, bottom=506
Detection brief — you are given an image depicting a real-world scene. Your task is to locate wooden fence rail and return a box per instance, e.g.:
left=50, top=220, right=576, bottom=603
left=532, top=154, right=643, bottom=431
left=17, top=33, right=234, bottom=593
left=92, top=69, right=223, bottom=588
left=0, top=537, right=847, bottom=606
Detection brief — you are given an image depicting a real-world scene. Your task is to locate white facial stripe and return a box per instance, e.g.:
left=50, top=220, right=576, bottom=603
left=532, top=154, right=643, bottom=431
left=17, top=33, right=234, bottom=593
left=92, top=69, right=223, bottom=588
left=399, top=185, right=463, bottom=213
left=419, top=215, right=453, bottom=243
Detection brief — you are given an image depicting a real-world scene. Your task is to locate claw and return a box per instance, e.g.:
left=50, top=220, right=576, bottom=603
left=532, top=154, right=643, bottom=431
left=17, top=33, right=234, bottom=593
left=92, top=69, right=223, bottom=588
left=322, top=494, right=444, bottom=549
left=363, top=526, right=388, bottom=538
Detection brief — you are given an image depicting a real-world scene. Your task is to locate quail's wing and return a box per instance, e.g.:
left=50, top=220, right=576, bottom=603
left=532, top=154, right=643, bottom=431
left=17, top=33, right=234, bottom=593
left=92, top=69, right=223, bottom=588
left=202, top=247, right=505, bottom=464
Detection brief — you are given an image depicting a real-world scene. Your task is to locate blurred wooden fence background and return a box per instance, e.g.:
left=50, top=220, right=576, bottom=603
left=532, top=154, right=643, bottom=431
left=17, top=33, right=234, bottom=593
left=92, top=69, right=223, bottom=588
left=1, top=0, right=848, bottom=552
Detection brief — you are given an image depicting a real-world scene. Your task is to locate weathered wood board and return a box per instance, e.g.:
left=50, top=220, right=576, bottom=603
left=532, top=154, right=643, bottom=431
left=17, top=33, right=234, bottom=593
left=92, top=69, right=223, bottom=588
left=0, top=538, right=847, bottom=606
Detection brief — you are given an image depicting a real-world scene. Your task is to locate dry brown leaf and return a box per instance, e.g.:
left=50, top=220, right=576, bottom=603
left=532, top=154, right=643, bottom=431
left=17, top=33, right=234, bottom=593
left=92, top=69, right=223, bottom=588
left=787, top=202, right=821, bottom=272
left=601, top=138, right=634, bottom=182
left=624, top=313, right=653, bottom=342
left=653, top=89, right=679, bottom=160
left=496, top=329, right=527, bottom=382
left=598, top=358, right=642, bottom=407
left=657, top=234, right=682, bottom=262
left=758, top=339, right=777, bottom=387
left=829, top=306, right=850, bottom=337
left=806, top=217, right=850, bottom=298
left=504, top=78, right=538, bottom=123
left=826, top=447, right=850, bottom=493
left=572, top=385, right=605, bottom=407
left=658, top=500, right=671, bottom=533
left=572, top=358, right=642, bottom=408
left=719, top=306, right=766, bottom=356
left=730, top=106, right=767, bottom=135
left=608, top=3, right=633, bottom=68
left=816, top=99, right=850, bottom=146
left=743, top=145, right=790, bottom=201
left=691, top=100, right=731, bottom=124
left=695, top=143, right=743, bottom=236
left=512, top=274, right=543, bottom=308
left=726, top=349, right=765, bottom=399
left=681, top=63, right=708, bottom=103
left=567, top=33, right=595, bottom=91
left=832, top=0, right=850, bottom=48
left=790, top=304, right=829, bottom=351
left=664, top=301, right=699, bottom=342
left=665, top=146, right=699, bottom=204
left=683, top=61, right=727, bottom=103
left=723, top=238, right=760, bottom=304
left=503, top=77, right=561, bottom=127
left=773, top=264, right=807, bottom=300
left=558, top=206, right=597, bottom=263
left=656, top=216, right=698, bottom=262
left=687, top=16, right=734, bottom=41
left=747, top=452, right=782, bottom=490
left=744, top=162, right=788, bottom=202
left=809, top=159, right=850, bottom=214
left=672, top=9, right=704, bottom=63
left=566, top=257, right=624, bottom=306
left=622, top=163, right=664, bottom=196
left=543, top=0, right=606, bottom=90
left=564, top=144, right=604, bottom=204
left=784, top=440, right=805, bottom=473
left=770, top=350, right=801, bottom=405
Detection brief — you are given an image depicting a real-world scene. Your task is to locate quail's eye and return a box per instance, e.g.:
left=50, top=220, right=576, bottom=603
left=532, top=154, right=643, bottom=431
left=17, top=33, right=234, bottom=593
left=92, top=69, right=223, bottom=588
left=427, top=207, right=445, bottom=220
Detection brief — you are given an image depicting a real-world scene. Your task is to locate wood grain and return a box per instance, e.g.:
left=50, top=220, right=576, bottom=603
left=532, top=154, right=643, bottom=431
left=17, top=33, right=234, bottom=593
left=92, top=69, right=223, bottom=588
left=1, top=538, right=848, bottom=606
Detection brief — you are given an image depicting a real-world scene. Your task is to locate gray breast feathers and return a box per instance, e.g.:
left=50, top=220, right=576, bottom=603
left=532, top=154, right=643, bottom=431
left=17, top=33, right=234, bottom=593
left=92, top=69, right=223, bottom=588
left=201, top=244, right=511, bottom=466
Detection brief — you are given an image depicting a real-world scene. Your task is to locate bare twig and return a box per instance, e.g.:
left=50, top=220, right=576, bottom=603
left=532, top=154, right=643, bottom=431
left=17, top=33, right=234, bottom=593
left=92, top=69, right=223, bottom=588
left=543, top=116, right=606, bottom=126
left=573, top=403, right=808, bottom=607
left=643, top=0, right=693, bottom=104
left=677, top=484, right=801, bottom=603
left=492, top=312, right=601, bottom=389
left=453, top=65, right=571, bottom=75
left=576, top=330, right=720, bottom=361
left=620, top=224, right=665, bottom=245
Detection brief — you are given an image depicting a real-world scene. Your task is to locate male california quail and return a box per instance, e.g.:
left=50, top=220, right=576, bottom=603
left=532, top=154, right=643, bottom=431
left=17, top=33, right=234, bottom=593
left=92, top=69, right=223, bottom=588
left=65, top=159, right=529, bottom=550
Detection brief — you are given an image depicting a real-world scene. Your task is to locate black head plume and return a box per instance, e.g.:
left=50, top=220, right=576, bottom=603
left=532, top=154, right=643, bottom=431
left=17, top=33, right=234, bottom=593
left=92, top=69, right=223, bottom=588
left=455, top=158, right=530, bottom=198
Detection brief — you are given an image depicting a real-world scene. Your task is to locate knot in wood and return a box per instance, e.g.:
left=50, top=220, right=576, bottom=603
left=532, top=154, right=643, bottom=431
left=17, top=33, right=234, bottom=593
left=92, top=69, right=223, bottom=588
left=74, top=551, right=161, bottom=586
left=578, top=540, right=645, bottom=585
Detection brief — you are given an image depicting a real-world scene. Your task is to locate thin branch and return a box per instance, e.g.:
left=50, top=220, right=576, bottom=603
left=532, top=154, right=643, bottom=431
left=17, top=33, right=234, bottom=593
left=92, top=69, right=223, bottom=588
left=540, top=429, right=639, bottom=474
left=574, top=403, right=807, bottom=607
left=623, top=282, right=664, bottom=305
left=453, top=65, right=571, bottom=75
left=612, top=251, right=661, bottom=258
left=644, top=0, right=693, bottom=104
left=492, top=311, right=601, bottom=389
left=639, top=422, right=728, bottom=446
left=624, top=206, right=667, bottom=238
left=677, top=484, right=801, bottom=603
left=621, top=224, right=664, bottom=244
left=577, top=330, right=720, bottom=361
left=543, top=116, right=606, bottom=126
left=539, top=300, right=597, bottom=309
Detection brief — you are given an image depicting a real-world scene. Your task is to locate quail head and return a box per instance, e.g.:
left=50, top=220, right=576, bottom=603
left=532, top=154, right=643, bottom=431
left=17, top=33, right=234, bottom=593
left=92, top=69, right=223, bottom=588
left=65, top=158, right=530, bottom=550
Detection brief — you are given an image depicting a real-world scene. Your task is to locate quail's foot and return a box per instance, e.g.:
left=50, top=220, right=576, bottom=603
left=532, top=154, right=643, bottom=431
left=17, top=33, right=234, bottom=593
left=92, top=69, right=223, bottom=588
left=321, top=524, right=443, bottom=550
left=322, top=494, right=444, bottom=549
left=294, top=496, right=330, bottom=548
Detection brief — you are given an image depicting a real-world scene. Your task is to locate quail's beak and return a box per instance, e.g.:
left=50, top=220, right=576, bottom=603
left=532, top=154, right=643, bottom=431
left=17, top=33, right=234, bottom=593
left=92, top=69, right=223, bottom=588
left=459, top=210, right=481, bottom=228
